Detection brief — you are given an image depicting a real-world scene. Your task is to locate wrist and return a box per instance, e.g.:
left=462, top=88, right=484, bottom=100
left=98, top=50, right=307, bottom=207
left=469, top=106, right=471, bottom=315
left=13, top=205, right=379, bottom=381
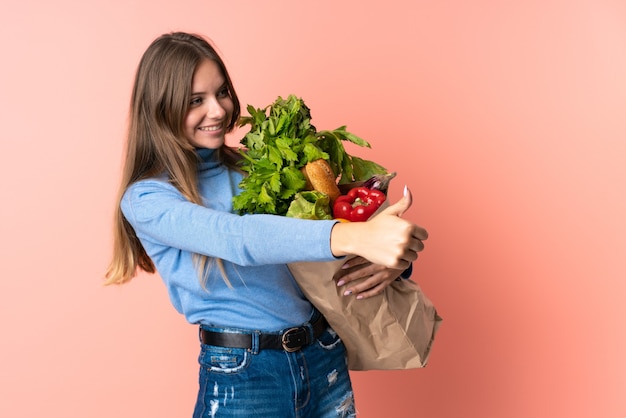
left=329, top=221, right=358, bottom=258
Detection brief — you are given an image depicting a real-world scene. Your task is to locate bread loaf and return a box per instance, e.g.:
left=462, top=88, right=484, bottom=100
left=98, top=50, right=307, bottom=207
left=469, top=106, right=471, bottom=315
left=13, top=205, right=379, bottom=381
left=302, top=159, right=341, bottom=202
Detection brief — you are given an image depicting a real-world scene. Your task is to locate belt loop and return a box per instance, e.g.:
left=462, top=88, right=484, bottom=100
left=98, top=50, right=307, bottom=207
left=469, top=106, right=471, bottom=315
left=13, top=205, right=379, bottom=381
left=305, top=310, right=318, bottom=344
left=306, top=322, right=314, bottom=345
left=250, top=331, right=261, bottom=354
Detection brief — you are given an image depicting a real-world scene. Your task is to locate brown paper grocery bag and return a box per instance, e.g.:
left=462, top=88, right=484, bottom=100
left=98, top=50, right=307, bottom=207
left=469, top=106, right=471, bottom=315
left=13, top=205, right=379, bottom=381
left=289, top=258, right=442, bottom=370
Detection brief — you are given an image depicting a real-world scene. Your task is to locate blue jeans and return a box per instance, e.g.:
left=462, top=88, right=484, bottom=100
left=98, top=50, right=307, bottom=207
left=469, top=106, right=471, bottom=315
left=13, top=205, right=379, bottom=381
left=193, top=323, right=356, bottom=417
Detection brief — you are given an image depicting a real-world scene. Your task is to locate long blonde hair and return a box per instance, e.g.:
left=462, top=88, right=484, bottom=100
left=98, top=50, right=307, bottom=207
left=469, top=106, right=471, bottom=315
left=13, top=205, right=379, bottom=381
left=105, top=32, right=241, bottom=285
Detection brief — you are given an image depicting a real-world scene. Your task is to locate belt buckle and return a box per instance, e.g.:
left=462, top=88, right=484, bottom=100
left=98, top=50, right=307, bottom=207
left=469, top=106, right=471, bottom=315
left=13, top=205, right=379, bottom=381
left=281, top=327, right=307, bottom=352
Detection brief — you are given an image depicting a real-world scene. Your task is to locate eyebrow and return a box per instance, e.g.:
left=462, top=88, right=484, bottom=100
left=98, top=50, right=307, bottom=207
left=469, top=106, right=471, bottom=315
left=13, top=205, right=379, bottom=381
left=190, top=81, right=228, bottom=97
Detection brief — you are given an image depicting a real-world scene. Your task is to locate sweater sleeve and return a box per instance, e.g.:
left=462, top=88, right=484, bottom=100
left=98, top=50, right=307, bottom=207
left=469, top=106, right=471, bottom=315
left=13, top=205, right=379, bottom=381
left=121, top=179, right=339, bottom=266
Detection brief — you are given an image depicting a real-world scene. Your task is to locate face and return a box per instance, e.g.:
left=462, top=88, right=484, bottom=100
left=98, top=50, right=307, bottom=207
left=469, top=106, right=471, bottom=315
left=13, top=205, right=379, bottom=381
left=184, top=59, right=234, bottom=149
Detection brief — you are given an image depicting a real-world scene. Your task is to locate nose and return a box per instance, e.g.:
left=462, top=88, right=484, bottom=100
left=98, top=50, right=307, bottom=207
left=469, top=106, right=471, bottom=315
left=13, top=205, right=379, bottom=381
left=206, top=97, right=226, bottom=119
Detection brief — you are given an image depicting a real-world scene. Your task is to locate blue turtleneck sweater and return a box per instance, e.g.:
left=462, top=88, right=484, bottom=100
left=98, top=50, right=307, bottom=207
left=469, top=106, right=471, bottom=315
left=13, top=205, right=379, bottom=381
left=121, top=149, right=339, bottom=331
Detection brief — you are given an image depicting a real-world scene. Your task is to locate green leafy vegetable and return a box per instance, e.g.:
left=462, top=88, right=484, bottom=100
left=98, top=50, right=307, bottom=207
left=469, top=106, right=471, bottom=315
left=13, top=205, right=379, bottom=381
left=285, top=191, right=333, bottom=220
left=233, top=95, right=387, bottom=216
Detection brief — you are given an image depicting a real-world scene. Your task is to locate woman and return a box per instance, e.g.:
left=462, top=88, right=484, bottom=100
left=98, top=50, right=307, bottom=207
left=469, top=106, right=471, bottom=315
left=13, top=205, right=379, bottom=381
left=106, top=32, right=427, bottom=417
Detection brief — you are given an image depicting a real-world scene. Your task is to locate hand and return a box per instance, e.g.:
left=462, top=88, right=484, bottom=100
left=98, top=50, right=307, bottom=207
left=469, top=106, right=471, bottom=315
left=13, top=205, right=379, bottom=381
left=333, top=256, right=405, bottom=299
left=330, top=186, right=428, bottom=269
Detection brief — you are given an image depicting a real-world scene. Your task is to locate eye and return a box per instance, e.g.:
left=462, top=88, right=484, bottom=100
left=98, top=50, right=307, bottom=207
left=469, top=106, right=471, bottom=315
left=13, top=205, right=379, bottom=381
left=190, top=96, right=203, bottom=106
left=217, top=85, right=230, bottom=98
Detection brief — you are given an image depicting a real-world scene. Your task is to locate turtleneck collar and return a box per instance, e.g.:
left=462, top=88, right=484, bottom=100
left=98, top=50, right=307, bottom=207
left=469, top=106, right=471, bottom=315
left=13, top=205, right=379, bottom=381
left=196, top=148, right=222, bottom=173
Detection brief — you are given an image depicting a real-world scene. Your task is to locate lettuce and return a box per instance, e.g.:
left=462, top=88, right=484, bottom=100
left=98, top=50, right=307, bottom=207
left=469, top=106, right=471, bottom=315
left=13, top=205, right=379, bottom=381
left=285, top=191, right=333, bottom=220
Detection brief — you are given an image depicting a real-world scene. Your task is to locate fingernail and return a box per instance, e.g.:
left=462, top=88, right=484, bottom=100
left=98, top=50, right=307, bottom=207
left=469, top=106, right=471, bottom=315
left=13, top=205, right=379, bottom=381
left=403, top=185, right=408, bottom=197
left=356, top=295, right=364, bottom=300
left=336, top=280, right=345, bottom=287
left=343, top=290, right=352, bottom=296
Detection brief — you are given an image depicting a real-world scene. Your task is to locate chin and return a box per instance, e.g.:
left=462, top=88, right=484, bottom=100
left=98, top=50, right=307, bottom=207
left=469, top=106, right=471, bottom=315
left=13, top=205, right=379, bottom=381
left=192, top=138, right=225, bottom=149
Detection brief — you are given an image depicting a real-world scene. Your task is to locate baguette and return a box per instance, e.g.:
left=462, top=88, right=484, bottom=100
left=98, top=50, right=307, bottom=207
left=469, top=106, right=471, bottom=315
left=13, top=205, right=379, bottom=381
left=302, top=159, right=342, bottom=202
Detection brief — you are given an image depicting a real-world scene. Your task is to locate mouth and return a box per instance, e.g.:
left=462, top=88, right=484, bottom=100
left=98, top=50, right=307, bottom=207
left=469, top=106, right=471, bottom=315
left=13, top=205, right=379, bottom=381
left=197, top=124, right=223, bottom=132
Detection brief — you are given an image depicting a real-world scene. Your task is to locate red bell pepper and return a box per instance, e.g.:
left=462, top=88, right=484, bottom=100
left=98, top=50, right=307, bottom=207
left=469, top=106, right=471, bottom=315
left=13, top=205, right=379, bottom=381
left=332, top=187, right=387, bottom=222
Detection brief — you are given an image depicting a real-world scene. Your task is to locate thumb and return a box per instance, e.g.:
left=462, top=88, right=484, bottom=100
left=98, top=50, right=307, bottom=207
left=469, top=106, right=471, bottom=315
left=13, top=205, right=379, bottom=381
left=381, top=185, right=412, bottom=217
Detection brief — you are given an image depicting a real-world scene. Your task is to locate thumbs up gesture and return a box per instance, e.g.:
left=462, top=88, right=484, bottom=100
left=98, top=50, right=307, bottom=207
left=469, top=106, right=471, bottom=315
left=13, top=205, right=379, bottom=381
left=330, top=186, right=428, bottom=269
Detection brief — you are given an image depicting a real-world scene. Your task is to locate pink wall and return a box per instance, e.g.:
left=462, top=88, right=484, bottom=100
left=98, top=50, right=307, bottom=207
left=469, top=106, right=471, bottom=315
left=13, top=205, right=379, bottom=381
left=1, top=1, right=624, bottom=417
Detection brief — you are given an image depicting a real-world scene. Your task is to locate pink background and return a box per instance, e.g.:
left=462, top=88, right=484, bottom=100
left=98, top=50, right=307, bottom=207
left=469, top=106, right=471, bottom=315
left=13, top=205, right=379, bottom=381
left=1, top=1, right=624, bottom=417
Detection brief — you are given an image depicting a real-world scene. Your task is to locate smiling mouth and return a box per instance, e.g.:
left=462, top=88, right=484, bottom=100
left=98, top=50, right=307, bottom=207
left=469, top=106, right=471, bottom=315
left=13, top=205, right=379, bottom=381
left=198, top=125, right=221, bottom=132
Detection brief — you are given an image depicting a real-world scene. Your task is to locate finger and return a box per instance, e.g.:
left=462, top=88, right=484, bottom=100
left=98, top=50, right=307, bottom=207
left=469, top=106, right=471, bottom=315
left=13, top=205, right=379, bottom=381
left=411, top=238, right=425, bottom=253
left=379, top=185, right=412, bottom=218
left=399, top=250, right=418, bottom=267
left=340, top=256, right=368, bottom=270
left=335, top=263, right=386, bottom=286
left=412, top=225, right=429, bottom=241
left=343, top=270, right=399, bottom=298
left=334, top=260, right=374, bottom=281
left=342, top=275, right=379, bottom=297
left=355, top=282, right=389, bottom=300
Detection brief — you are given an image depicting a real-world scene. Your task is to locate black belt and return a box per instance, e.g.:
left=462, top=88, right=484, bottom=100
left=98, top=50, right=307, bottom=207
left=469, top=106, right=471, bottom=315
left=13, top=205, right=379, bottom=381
left=200, top=314, right=328, bottom=353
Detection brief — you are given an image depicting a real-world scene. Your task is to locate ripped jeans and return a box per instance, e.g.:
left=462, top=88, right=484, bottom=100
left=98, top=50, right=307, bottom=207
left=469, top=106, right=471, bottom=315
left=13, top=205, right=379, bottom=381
left=193, top=325, right=356, bottom=418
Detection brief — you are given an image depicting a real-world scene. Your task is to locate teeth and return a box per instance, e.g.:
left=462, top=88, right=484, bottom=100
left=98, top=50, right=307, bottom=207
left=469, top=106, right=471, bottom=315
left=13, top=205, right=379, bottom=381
left=199, top=126, right=219, bottom=131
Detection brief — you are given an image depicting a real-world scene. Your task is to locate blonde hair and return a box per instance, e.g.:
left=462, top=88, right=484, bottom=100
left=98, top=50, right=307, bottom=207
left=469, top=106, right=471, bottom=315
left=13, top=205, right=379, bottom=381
left=105, top=32, right=241, bottom=285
